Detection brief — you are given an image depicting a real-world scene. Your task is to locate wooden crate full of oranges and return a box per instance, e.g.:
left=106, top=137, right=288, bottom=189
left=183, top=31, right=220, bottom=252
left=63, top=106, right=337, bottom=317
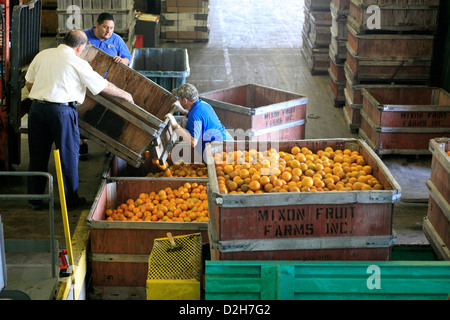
left=205, top=138, right=401, bottom=261
left=86, top=177, right=209, bottom=299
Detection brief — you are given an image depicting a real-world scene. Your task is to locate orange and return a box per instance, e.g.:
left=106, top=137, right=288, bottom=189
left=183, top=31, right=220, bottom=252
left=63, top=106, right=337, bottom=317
left=239, top=169, right=250, bottom=179
left=302, top=177, right=314, bottom=188
left=260, top=176, right=271, bottom=186
left=292, top=167, right=302, bottom=176
left=290, top=160, right=300, bottom=168
left=224, top=164, right=234, bottom=174
left=273, top=179, right=283, bottom=188
left=249, top=180, right=261, bottom=191
left=291, top=146, right=301, bottom=155
left=363, top=165, right=373, bottom=174
left=228, top=181, right=238, bottom=191
left=281, top=171, right=292, bottom=182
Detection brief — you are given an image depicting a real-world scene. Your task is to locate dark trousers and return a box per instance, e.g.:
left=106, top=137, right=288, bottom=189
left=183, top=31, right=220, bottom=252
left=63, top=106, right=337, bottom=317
left=27, top=100, right=81, bottom=205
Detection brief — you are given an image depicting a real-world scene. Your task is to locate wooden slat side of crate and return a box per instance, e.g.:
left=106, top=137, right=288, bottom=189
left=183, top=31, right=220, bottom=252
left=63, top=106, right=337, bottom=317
left=331, top=3, right=348, bottom=39
left=344, top=87, right=362, bottom=126
left=332, top=0, right=350, bottom=12
left=330, top=57, right=345, bottom=82
left=302, top=35, right=330, bottom=74
left=429, top=138, right=450, bottom=201
left=305, top=0, right=332, bottom=11
left=161, top=30, right=209, bottom=41
left=348, top=0, right=440, bottom=34
left=426, top=181, right=450, bottom=255
left=165, top=0, right=208, bottom=7
left=347, top=24, right=435, bottom=58
left=328, top=69, right=345, bottom=105
left=162, top=0, right=209, bottom=13
left=345, top=47, right=432, bottom=82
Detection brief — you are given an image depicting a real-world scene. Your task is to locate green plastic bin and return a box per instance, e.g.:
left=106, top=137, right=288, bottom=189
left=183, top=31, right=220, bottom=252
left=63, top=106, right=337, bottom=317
left=205, top=259, right=450, bottom=300
left=130, top=48, right=190, bottom=92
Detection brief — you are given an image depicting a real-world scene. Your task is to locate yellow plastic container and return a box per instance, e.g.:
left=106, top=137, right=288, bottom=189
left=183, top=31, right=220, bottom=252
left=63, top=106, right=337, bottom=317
left=146, top=279, right=200, bottom=300
left=146, top=233, right=202, bottom=300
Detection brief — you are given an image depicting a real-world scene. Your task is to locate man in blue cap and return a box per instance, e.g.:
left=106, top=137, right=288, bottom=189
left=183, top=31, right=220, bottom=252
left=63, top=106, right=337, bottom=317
left=165, top=83, right=233, bottom=161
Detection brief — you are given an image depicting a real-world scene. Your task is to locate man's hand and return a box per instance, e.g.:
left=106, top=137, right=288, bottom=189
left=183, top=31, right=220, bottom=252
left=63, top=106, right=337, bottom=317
left=112, top=56, right=130, bottom=66
left=171, top=101, right=187, bottom=114
left=123, top=92, right=134, bottom=104
left=165, top=113, right=178, bottom=128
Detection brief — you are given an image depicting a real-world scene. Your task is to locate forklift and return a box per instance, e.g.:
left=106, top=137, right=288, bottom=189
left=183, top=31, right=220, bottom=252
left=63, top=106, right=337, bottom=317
left=0, top=0, right=60, bottom=300
left=0, top=0, right=40, bottom=171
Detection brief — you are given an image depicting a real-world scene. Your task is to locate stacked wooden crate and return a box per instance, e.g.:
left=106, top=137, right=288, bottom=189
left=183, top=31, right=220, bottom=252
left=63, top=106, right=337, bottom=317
left=344, top=0, right=440, bottom=134
left=160, top=0, right=209, bottom=42
left=328, top=0, right=350, bottom=107
left=42, top=0, right=58, bottom=35
left=301, top=0, right=332, bottom=75
left=56, top=0, right=136, bottom=50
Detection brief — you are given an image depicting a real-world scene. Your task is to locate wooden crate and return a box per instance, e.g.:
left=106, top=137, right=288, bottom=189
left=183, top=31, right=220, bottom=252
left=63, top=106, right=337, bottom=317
left=205, top=260, right=450, bottom=300
left=332, top=0, right=350, bottom=13
left=331, top=3, right=348, bottom=40
left=330, top=55, right=346, bottom=83
left=359, top=86, right=450, bottom=155
left=78, top=46, right=177, bottom=167
left=423, top=138, right=450, bottom=260
left=162, top=0, right=209, bottom=13
left=200, top=84, right=308, bottom=141
left=347, top=24, right=434, bottom=58
left=160, top=10, right=209, bottom=41
left=328, top=68, right=346, bottom=107
left=302, top=34, right=330, bottom=74
left=343, top=88, right=362, bottom=133
left=307, top=10, right=332, bottom=48
left=348, top=0, right=440, bottom=34
left=205, top=139, right=401, bottom=261
left=305, top=0, right=332, bottom=11
left=345, top=46, right=432, bottom=82
left=87, top=178, right=209, bottom=299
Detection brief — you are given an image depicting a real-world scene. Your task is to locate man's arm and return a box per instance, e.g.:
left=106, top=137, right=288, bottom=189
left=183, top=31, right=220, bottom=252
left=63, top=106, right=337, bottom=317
left=25, top=80, right=33, bottom=92
left=165, top=113, right=198, bottom=147
left=101, top=82, right=134, bottom=103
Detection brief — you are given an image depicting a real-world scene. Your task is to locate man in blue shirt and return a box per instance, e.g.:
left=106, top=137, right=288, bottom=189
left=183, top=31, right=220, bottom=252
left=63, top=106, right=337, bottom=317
left=84, top=12, right=132, bottom=65
left=165, top=83, right=233, bottom=160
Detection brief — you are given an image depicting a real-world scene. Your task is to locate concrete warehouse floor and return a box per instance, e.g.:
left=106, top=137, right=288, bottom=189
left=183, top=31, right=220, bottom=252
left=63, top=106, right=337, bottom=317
left=0, top=0, right=434, bottom=299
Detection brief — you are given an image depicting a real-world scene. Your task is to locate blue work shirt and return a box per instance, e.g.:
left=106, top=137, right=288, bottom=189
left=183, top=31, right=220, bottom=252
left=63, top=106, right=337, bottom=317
left=186, top=99, right=233, bottom=154
left=84, top=28, right=132, bottom=62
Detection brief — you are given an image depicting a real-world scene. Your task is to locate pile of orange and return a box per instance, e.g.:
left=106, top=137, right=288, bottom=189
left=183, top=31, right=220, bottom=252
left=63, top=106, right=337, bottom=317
left=146, top=163, right=208, bottom=178
left=104, top=182, right=209, bottom=222
left=446, top=150, right=450, bottom=156
left=213, top=146, right=385, bottom=194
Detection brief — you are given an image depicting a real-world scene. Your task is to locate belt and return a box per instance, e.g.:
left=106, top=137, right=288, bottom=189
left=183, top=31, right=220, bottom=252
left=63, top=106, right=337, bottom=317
left=35, top=100, right=77, bottom=108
